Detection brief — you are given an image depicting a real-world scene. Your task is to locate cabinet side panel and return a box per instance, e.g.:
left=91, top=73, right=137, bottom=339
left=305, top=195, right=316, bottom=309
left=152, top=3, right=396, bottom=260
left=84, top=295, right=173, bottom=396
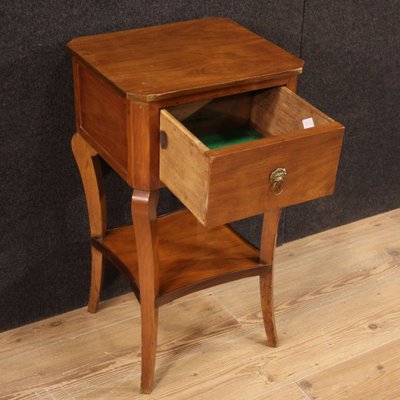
left=77, top=62, right=128, bottom=178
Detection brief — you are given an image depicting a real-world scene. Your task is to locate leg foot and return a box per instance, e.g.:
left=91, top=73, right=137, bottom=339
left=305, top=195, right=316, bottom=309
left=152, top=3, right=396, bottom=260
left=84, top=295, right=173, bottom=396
left=259, top=208, right=281, bottom=347
left=88, top=246, right=104, bottom=313
left=260, top=269, right=278, bottom=347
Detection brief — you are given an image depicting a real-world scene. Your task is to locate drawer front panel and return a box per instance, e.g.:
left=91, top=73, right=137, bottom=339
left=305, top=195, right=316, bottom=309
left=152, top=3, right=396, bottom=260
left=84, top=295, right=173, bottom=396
left=206, top=126, right=344, bottom=226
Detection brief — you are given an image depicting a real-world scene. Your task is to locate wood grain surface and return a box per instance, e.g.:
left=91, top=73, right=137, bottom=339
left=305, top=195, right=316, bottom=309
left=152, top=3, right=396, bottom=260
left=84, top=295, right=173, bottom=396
left=2, top=208, right=399, bottom=399
left=67, top=18, right=303, bottom=102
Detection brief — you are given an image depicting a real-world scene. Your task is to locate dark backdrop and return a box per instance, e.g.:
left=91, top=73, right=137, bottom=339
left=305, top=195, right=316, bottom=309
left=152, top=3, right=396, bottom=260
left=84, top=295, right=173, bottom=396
left=1, top=1, right=399, bottom=332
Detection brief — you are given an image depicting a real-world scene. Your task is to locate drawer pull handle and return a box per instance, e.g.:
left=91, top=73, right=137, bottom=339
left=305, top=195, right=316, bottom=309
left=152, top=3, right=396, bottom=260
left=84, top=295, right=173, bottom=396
left=270, top=167, right=287, bottom=195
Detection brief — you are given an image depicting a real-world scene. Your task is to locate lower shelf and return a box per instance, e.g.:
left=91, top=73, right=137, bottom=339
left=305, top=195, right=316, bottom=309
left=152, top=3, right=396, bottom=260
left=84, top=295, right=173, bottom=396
left=92, top=210, right=266, bottom=305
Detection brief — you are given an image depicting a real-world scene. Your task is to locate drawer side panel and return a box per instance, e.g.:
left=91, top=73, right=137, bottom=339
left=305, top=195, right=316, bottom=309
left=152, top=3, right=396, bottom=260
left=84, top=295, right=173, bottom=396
left=159, top=110, right=210, bottom=225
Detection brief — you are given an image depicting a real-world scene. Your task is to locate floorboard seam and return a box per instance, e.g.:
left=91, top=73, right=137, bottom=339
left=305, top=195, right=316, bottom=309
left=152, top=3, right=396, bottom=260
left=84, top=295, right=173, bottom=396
left=3, top=313, right=141, bottom=364
left=212, top=293, right=243, bottom=324
left=295, top=335, right=400, bottom=388
left=296, top=381, right=314, bottom=400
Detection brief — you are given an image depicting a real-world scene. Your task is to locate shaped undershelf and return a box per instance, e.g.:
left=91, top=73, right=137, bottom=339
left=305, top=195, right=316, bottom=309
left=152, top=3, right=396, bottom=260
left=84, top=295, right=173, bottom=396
left=92, top=210, right=266, bottom=305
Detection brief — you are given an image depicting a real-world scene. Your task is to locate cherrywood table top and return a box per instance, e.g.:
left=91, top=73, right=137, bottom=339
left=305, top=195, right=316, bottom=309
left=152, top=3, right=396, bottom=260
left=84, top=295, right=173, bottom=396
left=67, top=18, right=303, bottom=102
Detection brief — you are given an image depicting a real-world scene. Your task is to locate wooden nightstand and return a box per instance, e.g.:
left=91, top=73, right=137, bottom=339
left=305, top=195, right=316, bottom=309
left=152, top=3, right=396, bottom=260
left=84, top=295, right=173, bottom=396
left=67, top=18, right=344, bottom=394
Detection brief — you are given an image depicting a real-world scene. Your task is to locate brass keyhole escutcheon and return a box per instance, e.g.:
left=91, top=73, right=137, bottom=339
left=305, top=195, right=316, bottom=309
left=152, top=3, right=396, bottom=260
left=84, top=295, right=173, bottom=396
left=270, top=167, right=287, bottom=195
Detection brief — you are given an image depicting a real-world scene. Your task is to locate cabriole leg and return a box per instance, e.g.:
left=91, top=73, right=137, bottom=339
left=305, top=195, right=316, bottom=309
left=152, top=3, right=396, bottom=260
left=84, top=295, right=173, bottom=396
left=131, top=189, right=160, bottom=394
left=71, top=133, right=106, bottom=313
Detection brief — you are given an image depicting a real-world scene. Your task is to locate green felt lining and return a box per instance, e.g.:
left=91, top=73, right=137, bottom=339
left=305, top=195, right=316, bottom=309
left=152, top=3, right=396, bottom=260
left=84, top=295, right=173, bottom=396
left=199, top=127, right=263, bottom=149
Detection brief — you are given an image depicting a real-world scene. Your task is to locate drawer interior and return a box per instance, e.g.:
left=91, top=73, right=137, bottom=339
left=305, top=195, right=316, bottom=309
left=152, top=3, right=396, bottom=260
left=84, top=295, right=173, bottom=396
left=166, top=86, right=335, bottom=149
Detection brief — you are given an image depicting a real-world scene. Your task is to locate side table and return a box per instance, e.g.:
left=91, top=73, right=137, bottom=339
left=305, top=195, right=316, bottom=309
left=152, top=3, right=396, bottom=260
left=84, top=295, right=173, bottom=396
left=67, top=18, right=344, bottom=394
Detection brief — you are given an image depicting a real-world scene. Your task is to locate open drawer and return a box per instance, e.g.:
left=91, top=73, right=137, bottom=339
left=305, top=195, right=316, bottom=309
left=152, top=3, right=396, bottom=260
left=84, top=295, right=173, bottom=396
left=159, top=86, right=344, bottom=227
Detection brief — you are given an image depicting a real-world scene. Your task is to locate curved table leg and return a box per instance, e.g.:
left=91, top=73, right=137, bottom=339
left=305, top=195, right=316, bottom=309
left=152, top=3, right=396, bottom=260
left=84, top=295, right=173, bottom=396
left=131, top=189, right=160, bottom=394
left=259, top=208, right=281, bottom=347
left=71, top=133, right=106, bottom=313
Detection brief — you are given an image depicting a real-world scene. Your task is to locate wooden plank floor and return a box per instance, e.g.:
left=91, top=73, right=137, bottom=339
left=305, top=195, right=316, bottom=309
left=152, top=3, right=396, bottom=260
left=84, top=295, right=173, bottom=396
left=1, top=209, right=400, bottom=399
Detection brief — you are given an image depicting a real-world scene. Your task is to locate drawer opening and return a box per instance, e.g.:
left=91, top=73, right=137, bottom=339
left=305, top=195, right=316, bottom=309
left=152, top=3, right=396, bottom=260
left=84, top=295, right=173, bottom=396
left=165, top=86, right=335, bottom=150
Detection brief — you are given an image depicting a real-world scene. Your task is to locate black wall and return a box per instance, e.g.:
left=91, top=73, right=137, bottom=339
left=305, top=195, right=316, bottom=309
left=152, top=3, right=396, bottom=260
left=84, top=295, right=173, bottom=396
left=1, top=1, right=399, bottom=331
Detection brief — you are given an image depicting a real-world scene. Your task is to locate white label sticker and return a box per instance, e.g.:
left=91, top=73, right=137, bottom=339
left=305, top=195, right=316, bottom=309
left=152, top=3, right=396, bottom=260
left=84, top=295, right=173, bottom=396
left=302, top=117, right=315, bottom=129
